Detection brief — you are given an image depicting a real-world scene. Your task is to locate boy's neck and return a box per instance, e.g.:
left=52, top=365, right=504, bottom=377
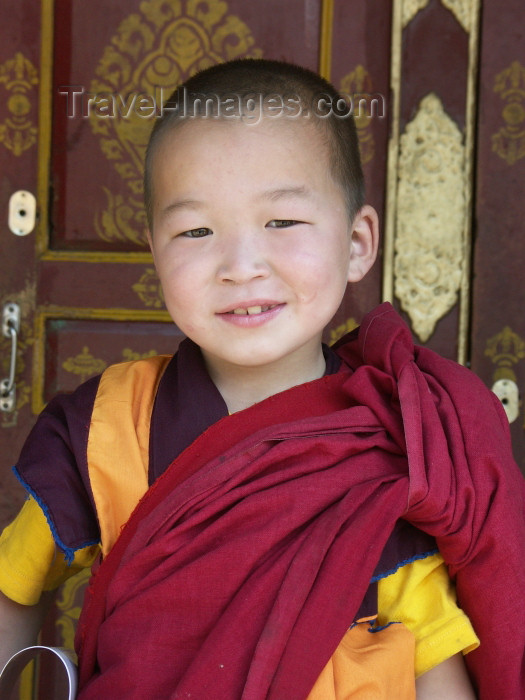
left=203, top=349, right=327, bottom=414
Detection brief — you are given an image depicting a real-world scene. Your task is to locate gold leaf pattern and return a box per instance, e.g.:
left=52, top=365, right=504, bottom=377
left=0, top=52, right=38, bottom=156
left=62, top=347, right=108, bottom=382
left=90, top=0, right=261, bottom=245
left=132, top=267, right=164, bottom=308
left=492, top=61, right=525, bottom=166
left=329, top=318, right=358, bottom=345
left=122, top=348, right=159, bottom=361
left=340, top=65, right=376, bottom=165
left=55, top=569, right=91, bottom=654
left=485, top=326, right=525, bottom=371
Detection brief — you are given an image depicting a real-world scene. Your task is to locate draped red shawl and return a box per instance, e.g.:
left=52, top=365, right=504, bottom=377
left=75, top=304, right=525, bottom=699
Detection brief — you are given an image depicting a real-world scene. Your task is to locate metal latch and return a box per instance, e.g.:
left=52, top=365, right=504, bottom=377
left=1, top=303, right=20, bottom=412
left=8, top=190, right=36, bottom=236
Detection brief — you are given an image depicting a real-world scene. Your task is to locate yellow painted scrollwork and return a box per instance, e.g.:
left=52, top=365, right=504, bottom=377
left=62, top=347, right=108, bottom=382
left=90, top=0, right=261, bottom=245
left=132, top=267, right=164, bottom=308
left=122, top=348, right=158, bottom=361
left=492, top=60, right=525, bottom=166
left=329, top=318, right=358, bottom=346
left=0, top=52, right=38, bottom=156
left=339, top=66, right=376, bottom=165
left=55, top=569, right=91, bottom=654
left=485, top=326, right=525, bottom=382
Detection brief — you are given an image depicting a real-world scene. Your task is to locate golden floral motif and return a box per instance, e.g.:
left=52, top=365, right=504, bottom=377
left=339, top=66, right=375, bottom=165
left=485, top=326, right=525, bottom=382
left=329, top=318, right=358, bottom=345
left=90, top=0, right=261, bottom=245
left=55, top=568, right=91, bottom=654
left=62, top=347, right=108, bottom=382
left=395, top=94, right=465, bottom=342
left=132, top=267, right=164, bottom=308
left=95, top=187, right=148, bottom=246
left=492, top=61, right=525, bottom=166
left=122, top=348, right=158, bottom=361
left=0, top=52, right=38, bottom=156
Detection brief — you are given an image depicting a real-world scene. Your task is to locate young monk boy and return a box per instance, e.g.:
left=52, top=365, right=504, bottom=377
left=0, top=59, right=524, bottom=699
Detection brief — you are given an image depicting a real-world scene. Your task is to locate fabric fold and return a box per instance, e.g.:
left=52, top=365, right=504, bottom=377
left=74, top=304, right=525, bottom=699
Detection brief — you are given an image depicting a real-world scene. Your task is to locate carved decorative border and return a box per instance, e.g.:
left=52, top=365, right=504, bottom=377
left=402, top=0, right=429, bottom=27
left=383, top=0, right=481, bottom=363
left=0, top=52, right=39, bottom=156
left=394, top=94, right=465, bottom=341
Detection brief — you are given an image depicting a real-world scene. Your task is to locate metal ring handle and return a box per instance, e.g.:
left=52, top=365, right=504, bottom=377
left=0, top=646, right=77, bottom=699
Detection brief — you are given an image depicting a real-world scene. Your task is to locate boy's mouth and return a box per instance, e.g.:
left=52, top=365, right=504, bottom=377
left=227, top=304, right=279, bottom=316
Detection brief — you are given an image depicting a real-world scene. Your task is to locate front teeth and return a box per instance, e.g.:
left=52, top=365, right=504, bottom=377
left=233, top=306, right=262, bottom=315
left=232, top=305, right=276, bottom=315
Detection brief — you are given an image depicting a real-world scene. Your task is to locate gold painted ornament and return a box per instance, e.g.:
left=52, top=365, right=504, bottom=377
left=0, top=52, right=38, bottom=156
left=394, top=94, right=465, bottom=342
left=89, top=0, right=261, bottom=245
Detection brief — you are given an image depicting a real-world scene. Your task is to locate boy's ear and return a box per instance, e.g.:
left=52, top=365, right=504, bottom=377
left=346, top=205, right=379, bottom=283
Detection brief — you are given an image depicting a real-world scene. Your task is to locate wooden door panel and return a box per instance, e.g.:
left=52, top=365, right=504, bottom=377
left=0, top=3, right=391, bottom=695
left=382, top=0, right=480, bottom=363
left=0, top=0, right=42, bottom=531
left=6, top=2, right=521, bottom=698
left=38, top=316, right=184, bottom=405
left=49, top=0, right=322, bottom=254
left=0, top=2, right=392, bottom=517
left=470, top=0, right=525, bottom=472
left=326, top=0, right=392, bottom=331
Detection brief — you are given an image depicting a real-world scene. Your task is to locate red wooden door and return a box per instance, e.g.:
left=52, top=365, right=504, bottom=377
left=470, top=0, right=525, bottom=473
left=0, top=0, right=392, bottom=530
left=0, top=2, right=390, bottom=696
left=0, top=1, right=523, bottom=698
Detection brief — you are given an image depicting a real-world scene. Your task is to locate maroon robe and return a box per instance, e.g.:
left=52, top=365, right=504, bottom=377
left=74, top=304, right=525, bottom=699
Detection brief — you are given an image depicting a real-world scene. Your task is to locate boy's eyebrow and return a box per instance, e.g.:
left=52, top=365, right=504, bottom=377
left=159, top=187, right=312, bottom=218
left=160, top=199, right=203, bottom=217
left=261, top=185, right=311, bottom=201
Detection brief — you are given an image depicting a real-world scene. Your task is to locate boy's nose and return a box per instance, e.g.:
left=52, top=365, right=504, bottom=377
left=216, top=234, right=270, bottom=285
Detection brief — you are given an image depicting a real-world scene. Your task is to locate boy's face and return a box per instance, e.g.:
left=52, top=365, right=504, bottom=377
left=148, top=117, right=377, bottom=382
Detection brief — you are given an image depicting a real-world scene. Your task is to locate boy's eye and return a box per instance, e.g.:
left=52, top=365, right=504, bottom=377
left=267, top=220, right=301, bottom=228
left=181, top=227, right=212, bottom=238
